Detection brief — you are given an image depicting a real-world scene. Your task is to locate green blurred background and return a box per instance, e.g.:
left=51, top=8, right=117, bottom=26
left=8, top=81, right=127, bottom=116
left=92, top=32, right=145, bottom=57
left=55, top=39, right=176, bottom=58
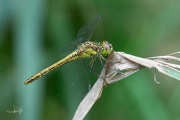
left=1, top=0, right=180, bottom=120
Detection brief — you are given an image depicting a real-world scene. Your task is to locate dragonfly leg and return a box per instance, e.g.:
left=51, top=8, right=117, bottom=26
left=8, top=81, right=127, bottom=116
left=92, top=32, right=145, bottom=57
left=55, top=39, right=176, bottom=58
left=88, top=57, right=96, bottom=73
left=88, top=57, right=103, bottom=77
left=89, top=55, right=109, bottom=86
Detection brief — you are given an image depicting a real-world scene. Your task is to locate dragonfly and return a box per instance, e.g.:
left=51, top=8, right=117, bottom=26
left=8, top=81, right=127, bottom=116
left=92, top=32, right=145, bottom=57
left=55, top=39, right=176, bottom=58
left=25, top=15, right=113, bottom=96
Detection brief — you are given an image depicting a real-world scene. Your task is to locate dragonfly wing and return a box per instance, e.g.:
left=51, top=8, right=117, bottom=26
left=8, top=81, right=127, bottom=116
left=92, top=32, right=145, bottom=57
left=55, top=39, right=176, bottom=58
left=58, top=15, right=101, bottom=97
left=77, top=14, right=101, bottom=43
left=60, top=15, right=100, bottom=55
left=61, top=58, right=91, bottom=97
left=59, top=39, right=79, bottom=56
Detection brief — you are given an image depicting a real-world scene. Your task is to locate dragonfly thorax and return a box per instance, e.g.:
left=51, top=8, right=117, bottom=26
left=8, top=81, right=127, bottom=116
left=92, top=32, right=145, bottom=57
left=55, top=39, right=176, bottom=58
left=77, top=41, right=100, bottom=58
left=77, top=41, right=113, bottom=58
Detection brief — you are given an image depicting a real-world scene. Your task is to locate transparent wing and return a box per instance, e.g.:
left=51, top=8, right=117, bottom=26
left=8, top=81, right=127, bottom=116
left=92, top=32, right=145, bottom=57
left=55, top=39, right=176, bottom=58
left=60, top=15, right=100, bottom=55
left=59, top=39, right=79, bottom=56
left=61, top=58, right=91, bottom=97
left=58, top=15, right=101, bottom=97
left=77, top=14, right=100, bottom=43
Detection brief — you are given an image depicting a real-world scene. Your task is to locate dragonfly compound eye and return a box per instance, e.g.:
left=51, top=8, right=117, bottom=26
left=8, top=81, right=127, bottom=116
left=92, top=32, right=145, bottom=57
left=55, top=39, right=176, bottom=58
left=101, top=41, right=113, bottom=56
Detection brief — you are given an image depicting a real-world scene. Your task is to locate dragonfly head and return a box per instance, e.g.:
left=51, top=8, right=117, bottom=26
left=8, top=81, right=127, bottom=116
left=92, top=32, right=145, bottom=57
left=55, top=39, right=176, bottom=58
left=100, top=41, right=113, bottom=57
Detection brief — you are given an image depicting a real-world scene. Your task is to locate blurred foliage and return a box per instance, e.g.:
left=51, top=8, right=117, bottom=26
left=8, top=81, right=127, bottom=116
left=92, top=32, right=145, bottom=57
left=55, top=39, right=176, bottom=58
left=0, top=0, right=180, bottom=120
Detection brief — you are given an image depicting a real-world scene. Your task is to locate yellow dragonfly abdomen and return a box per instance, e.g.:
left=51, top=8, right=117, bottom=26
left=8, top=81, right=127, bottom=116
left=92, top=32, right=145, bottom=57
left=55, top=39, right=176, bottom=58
left=25, top=50, right=79, bottom=84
